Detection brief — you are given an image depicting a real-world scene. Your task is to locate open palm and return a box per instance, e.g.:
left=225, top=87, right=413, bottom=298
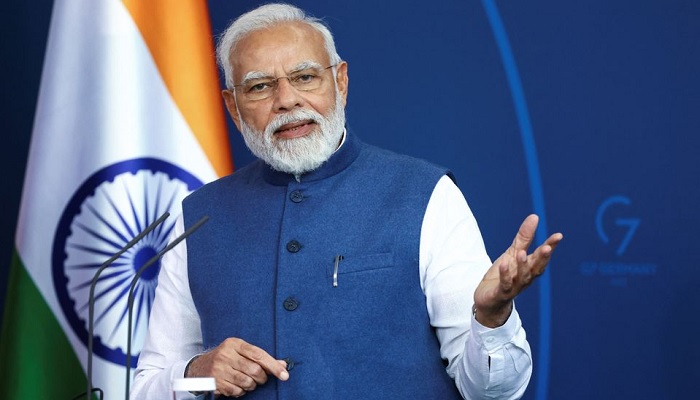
left=473, top=214, right=563, bottom=328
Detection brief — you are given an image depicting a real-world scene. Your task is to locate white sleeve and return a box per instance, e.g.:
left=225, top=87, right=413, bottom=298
left=130, top=215, right=204, bottom=400
left=420, top=175, right=532, bottom=399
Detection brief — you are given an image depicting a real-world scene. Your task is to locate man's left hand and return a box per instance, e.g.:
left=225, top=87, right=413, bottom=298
left=473, top=214, right=563, bottom=328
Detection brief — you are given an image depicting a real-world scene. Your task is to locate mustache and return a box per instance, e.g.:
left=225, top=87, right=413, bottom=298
left=265, top=109, right=324, bottom=136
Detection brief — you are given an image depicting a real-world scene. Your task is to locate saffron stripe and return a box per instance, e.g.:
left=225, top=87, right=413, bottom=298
left=122, top=0, right=233, bottom=177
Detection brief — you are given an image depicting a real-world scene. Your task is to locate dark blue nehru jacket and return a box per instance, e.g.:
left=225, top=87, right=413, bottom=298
left=183, top=132, right=462, bottom=399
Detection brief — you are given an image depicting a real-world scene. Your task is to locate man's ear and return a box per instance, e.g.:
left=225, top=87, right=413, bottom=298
left=222, top=89, right=242, bottom=131
left=335, top=61, right=349, bottom=106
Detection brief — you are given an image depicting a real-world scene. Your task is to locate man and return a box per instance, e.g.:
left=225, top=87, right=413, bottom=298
left=132, top=3, right=563, bottom=399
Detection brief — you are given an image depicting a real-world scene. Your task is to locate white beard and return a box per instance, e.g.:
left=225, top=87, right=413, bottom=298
left=238, top=92, right=346, bottom=177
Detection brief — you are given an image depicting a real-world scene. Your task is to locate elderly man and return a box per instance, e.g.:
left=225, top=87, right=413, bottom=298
left=132, top=3, right=562, bottom=399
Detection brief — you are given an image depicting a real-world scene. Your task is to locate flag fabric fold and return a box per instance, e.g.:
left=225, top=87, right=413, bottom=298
left=0, top=0, right=232, bottom=398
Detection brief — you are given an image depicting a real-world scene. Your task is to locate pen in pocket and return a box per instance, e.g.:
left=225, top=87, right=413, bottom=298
left=333, top=255, right=344, bottom=287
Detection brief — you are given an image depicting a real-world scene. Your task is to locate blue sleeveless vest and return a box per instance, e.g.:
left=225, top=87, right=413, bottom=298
left=184, top=132, right=462, bottom=399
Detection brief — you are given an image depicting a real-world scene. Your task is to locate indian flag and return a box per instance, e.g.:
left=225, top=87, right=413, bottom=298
left=0, top=0, right=232, bottom=399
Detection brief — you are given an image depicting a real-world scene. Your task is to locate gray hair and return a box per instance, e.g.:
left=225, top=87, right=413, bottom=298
left=216, top=3, right=342, bottom=89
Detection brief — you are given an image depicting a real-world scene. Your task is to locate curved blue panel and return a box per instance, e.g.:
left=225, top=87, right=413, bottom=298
left=480, top=1, right=552, bottom=399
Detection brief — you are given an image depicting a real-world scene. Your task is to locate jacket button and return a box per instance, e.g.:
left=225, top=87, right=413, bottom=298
left=283, top=297, right=298, bottom=311
left=282, top=357, right=296, bottom=371
left=286, top=240, right=301, bottom=253
left=289, top=191, right=304, bottom=203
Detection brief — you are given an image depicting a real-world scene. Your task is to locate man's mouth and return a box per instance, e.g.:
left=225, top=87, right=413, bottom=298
left=274, top=120, right=316, bottom=139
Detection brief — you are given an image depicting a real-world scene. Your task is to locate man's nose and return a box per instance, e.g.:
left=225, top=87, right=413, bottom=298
left=272, top=77, right=304, bottom=111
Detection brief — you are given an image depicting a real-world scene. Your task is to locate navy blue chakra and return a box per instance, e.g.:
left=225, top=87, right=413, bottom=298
left=52, top=158, right=202, bottom=367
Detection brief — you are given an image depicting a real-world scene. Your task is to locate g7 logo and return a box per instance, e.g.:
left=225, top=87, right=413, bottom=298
left=595, top=196, right=640, bottom=256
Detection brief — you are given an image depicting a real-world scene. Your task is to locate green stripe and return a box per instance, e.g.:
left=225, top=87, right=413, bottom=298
left=0, top=251, right=88, bottom=399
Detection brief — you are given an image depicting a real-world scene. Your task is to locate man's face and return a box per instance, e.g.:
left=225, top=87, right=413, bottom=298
left=222, top=22, right=349, bottom=175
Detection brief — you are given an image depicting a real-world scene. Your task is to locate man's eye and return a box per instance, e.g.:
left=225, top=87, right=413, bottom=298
left=247, top=82, right=272, bottom=92
left=293, top=74, right=318, bottom=84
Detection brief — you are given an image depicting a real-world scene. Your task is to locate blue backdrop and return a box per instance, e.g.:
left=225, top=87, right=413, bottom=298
left=2, top=1, right=698, bottom=399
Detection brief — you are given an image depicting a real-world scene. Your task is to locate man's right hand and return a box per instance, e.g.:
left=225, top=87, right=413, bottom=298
left=185, top=337, right=290, bottom=397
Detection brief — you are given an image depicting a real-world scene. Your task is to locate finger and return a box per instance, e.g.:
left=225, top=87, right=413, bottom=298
left=217, top=377, right=249, bottom=398
left=200, top=354, right=258, bottom=396
left=528, top=233, right=564, bottom=275
left=510, top=214, right=539, bottom=253
left=514, top=249, right=534, bottom=285
left=238, top=341, right=290, bottom=381
left=227, top=368, right=258, bottom=392
left=498, top=258, right=515, bottom=294
left=230, top=355, right=269, bottom=385
left=545, top=232, right=564, bottom=249
left=203, top=340, right=263, bottom=386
